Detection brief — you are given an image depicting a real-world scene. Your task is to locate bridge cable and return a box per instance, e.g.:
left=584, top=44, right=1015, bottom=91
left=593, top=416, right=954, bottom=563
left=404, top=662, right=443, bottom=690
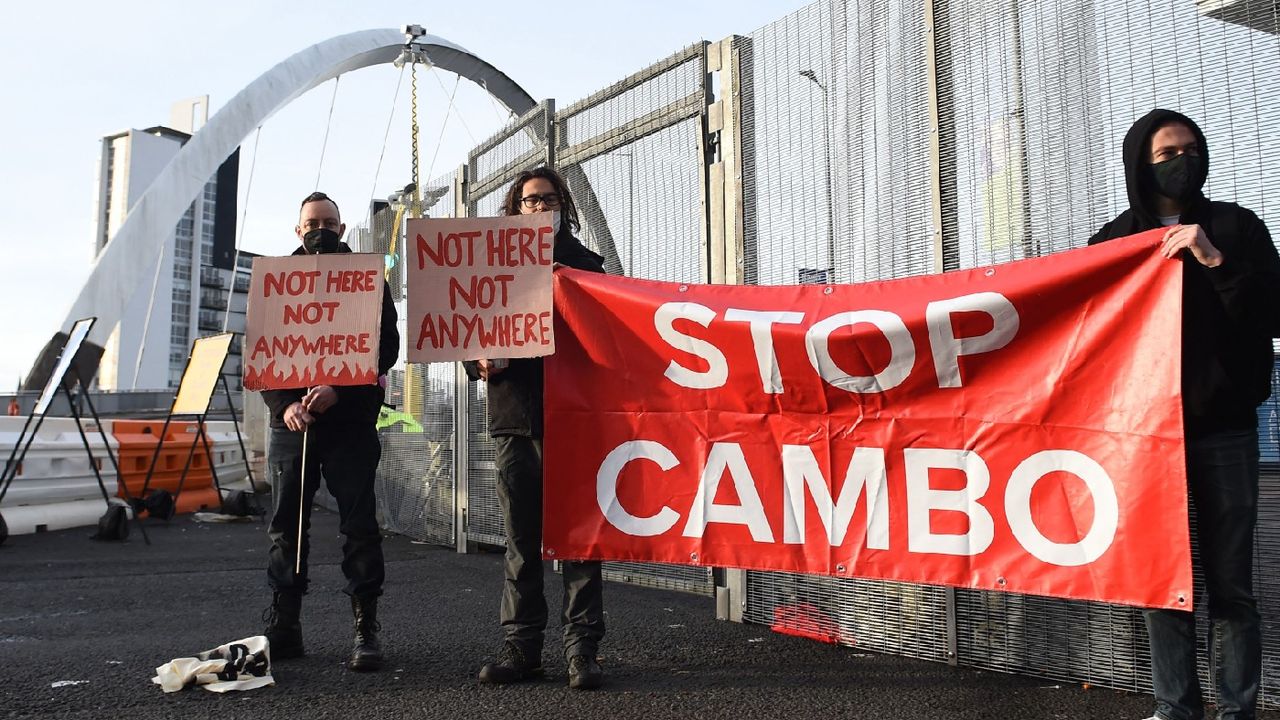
left=314, top=75, right=341, bottom=191
left=429, top=66, right=479, bottom=147
left=129, top=241, right=168, bottom=389
left=365, top=63, right=408, bottom=231
left=423, top=72, right=463, bottom=184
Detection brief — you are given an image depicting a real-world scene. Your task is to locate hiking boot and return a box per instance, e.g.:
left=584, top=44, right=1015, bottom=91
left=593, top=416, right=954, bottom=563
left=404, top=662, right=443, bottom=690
left=262, top=591, right=304, bottom=659
left=478, top=641, right=543, bottom=684
left=347, top=596, right=384, bottom=672
left=567, top=654, right=603, bottom=690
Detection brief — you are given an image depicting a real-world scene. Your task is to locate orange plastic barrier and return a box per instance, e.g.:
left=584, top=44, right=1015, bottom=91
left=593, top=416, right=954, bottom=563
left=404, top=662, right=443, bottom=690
left=112, top=420, right=220, bottom=515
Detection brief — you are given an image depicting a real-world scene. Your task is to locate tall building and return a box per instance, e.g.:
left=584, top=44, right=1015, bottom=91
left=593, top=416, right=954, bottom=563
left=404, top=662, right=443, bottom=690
left=93, top=96, right=248, bottom=391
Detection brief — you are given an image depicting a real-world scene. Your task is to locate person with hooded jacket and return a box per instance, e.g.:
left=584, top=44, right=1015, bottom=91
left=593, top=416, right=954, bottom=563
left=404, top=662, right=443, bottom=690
left=465, top=167, right=608, bottom=691
left=259, top=192, right=399, bottom=673
left=1089, top=109, right=1280, bottom=720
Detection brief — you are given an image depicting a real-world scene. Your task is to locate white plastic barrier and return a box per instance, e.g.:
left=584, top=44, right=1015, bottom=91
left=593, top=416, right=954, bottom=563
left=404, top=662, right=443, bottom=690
left=203, top=421, right=251, bottom=488
left=0, top=416, right=121, bottom=534
left=0, top=417, right=254, bottom=535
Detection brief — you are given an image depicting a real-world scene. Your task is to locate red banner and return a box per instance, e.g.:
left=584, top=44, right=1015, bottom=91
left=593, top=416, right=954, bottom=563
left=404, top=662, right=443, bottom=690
left=544, top=230, right=1192, bottom=609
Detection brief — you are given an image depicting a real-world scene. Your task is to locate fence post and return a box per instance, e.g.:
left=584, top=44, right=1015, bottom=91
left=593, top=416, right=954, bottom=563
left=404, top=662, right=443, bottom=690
left=452, top=162, right=475, bottom=554
left=706, top=34, right=749, bottom=623
left=544, top=98, right=556, bottom=168
left=925, top=0, right=961, bottom=665
left=705, top=36, right=746, bottom=287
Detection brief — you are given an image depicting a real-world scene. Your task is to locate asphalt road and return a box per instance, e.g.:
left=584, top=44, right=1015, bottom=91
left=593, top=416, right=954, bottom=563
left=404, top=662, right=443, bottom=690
left=1, top=509, right=1272, bottom=720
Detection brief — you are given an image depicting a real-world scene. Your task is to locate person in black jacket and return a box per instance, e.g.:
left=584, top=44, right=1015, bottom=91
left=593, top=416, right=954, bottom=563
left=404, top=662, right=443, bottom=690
left=259, top=192, right=399, bottom=673
left=467, top=168, right=607, bottom=690
left=1089, top=110, right=1280, bottom=720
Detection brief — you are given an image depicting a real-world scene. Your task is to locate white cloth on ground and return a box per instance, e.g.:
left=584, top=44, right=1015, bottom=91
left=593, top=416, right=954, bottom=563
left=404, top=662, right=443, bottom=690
left=152, top=635, right=274, bottom=693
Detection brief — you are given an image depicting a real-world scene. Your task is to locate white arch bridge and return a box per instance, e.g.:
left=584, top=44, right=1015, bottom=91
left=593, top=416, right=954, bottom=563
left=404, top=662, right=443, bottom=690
left=27, top=27, right=546, bottom=389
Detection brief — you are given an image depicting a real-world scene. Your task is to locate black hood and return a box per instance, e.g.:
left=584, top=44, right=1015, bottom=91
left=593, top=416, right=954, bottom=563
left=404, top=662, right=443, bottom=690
left=1121, top=108, right=1210, bottom=227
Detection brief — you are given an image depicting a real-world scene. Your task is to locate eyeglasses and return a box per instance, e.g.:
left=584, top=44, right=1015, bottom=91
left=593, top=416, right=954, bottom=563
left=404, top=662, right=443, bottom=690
left=520, top=193, right=562, bottom=209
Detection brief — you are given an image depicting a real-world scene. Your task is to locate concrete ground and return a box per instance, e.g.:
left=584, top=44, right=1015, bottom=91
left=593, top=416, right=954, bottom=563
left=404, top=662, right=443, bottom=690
left=1, top=508, right=1274, bottom=720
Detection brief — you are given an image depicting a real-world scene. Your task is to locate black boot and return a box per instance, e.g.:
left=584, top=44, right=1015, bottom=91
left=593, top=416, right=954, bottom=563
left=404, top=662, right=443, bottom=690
left=262, top=591, right=304, bottom=659
left=568, top=654, right=604, bottom=690
left=478, top=641, right=543, bottom=684
left=348, top=596, right=384, bottom=672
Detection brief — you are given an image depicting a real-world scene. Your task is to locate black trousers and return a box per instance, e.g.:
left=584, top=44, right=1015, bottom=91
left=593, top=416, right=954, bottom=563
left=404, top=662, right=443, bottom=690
left=494, top=434, right=605, bottom=658
left=1145, top=428, right=1260, bottom=720
left=267, top=423, right=384, bottom=599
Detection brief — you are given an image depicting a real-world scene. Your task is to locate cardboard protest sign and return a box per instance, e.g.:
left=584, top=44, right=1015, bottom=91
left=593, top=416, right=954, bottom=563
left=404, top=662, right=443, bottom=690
left=406, top=212, right=555, bottom=363
left=243, top=254, right=384, bottom=391
left=171, top=333, right=234, bottom=415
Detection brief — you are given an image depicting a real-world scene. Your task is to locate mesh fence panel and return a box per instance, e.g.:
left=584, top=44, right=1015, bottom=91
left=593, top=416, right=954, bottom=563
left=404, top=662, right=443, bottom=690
left=736, top=0, right=1280, bottom=707
left=467, top=102, right=552, bottom=218
left=739, top=0, right=953, bottom=662
left=559, top=52, right=703, bottom=149
left=373, top=166, right=462, bottom=546
left=935, top=0, right=1280, bottom=705
left=422, top=171, right=456, bottom=221
left=375, top=362, right=456, bottom=546
left=746, top=573, right=952, bottom=661
left=741, top=1, right=937, bottom=287
left=465, top=372, right=503, bottom=546
left=569, top=123, right=705, bottom=284
left=463, top=107, right=551, bottom=546
left=557, top=45, right=713, bottom=594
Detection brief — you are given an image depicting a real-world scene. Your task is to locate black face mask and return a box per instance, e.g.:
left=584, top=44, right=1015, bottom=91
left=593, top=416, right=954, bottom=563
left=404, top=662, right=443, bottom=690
left=1150, top=153, right=1204, bottom=205
left=302, top=227, right=341, bottom=254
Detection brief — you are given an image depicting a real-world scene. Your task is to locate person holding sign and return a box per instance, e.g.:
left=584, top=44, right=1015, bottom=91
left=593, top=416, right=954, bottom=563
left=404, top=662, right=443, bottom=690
left=259, top=192, right=399, bottom=673
left=1089, top=110, right=1280, bottom=720
left=466, top=168, right=608, bottom=690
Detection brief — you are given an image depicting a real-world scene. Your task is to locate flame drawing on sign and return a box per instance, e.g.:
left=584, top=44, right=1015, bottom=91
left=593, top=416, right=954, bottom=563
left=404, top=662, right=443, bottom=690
left=245, top=356, right=377, bottom=391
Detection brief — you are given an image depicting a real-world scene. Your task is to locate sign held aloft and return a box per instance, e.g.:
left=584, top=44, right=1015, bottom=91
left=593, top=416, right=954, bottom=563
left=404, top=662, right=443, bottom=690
left=244, top=254, right=385, bottom=391
left=406, top=212, right=556, bottom=363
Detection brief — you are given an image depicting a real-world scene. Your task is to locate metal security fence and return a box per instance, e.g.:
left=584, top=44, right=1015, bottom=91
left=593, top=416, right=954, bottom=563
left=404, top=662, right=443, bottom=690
left=745, top=573, right=953, bottom=661
left=366, top=0, right=1280, bottom=704
left=557, top=43, right=708, bottom=282
left=735, top=0, right=956, bottom=670
left=740, top=1, right=939, bottom=287
left=554, top=43, right=714, bottom=594
left=365, top=164, right=465, bottom=546
left=374, top=363, right=456, bottom=546
left=731, top=0, right=1280, bottom=709
left=460, top=103, right=554, bottom=548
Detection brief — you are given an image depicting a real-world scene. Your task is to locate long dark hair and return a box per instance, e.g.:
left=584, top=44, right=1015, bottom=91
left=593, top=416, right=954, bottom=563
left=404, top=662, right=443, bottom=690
left=502, top=167, right=581, bottom=234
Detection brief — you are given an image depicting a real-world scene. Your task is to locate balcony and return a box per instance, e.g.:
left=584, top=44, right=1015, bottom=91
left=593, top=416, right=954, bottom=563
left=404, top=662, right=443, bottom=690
left=197, top=311, right=222, bottom=332
left=199, top=290, right=227, bottom=310
left=199, top=268, right=225, bottom=288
